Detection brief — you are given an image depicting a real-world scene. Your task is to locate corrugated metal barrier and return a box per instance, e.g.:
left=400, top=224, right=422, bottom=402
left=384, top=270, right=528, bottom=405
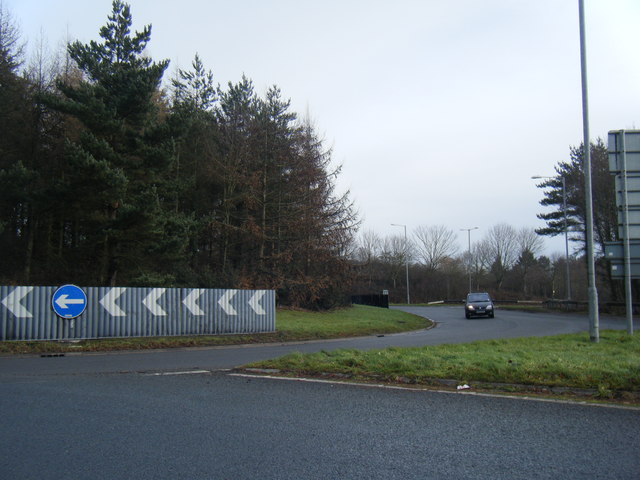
left=0, top=286, right=275, bottom=341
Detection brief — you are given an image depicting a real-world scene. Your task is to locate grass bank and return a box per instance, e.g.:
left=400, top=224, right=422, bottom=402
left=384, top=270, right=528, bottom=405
left=0, top=305, right=430, bottom=354
left=245, top=330, right=640, bottom=402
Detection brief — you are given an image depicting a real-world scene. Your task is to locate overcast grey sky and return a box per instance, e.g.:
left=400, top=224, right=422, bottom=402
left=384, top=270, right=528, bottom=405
left=6, top=0, right=640, bottom=256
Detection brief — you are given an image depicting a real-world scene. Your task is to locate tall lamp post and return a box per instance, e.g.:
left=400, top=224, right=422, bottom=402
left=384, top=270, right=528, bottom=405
left=578, top=0, right=599, bottom=342
left=532, top=175, right=571, bottom=300
left=460, top=227, right=478, bottom=292
left=391, top=223, right=410, bottom=304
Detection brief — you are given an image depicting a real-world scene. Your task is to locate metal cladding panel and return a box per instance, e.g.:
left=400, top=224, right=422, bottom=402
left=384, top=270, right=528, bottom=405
left=617, top=208, right=640, bottom=223
left=0, top=286, right=275, bottom=341
left=609, top=130, right=640, bottom=173
left=616, top=206, right=640, bottom=229
left=614, top=173, right=640, bottom=240
left=603, top=240, right=640, bottom=260
left=618, top=224, right=640, bottom=240
left=616, top=188, right=640, bottom=206
left=610, top=261, right=640, bottom=279
left=614, top=174, right=640, bottom=204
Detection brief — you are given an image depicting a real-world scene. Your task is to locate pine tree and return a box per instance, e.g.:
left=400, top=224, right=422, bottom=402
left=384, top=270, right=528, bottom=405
left=535, top=139, right=616, bottom=254
left=169, top=53, right=221, bottom=284
left=43, top=0, right=180, bottom=286
left=215, top=76, right=259, bottom=280
left=0, top=3, right=33, bottom=282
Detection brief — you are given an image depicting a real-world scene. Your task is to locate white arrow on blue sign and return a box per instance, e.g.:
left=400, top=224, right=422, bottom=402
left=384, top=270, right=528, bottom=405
left=51, top=284, right=87, bottom=319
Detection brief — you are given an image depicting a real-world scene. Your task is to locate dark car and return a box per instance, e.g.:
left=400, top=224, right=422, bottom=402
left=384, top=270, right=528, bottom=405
left=464, top=292, right=494, bottom=318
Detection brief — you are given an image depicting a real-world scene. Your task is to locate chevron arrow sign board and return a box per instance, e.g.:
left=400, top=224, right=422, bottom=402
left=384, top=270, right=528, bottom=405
left=0, top=286, right=275, bottom=341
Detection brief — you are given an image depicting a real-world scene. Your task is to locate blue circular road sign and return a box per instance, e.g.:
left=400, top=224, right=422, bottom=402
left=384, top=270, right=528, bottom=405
left=51, top=284, right=88, bottom=319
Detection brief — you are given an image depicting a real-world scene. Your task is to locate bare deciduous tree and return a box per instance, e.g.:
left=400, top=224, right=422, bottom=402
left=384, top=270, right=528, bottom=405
left=413, top=225, right=459, bottom=271
left=515, top=227, right=545, bottom=295
left=381, top=234, right=410, bottom=289
left=483, top=223, right=520, bottom=268
left=479, top=223, right=520, bottom=290
left=517, top=227, right=544, bottom=257
left=355, top=229, right=382, bottom=263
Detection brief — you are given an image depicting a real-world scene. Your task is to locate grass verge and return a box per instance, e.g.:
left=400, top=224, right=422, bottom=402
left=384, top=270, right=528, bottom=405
left=0, top=305, right=430, bottom=354
left=243, top=330, right=640, bottom=403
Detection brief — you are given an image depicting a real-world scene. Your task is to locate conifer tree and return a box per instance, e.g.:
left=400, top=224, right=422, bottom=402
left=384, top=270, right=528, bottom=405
left=535, top=139, right=616, bottom=254
left=169, top=54, right=221, bottom=283
left=0, top=3, right=32, bottom=282
left=44, top=0, right=180, bottom=286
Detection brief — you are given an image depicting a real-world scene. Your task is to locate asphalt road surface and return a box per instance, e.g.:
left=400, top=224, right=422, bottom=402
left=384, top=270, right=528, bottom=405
left=1, top=307, right=639, bottom=479
left=0, top=306, right=635, bottom=376
left=2, top=370, right=639, bottom=480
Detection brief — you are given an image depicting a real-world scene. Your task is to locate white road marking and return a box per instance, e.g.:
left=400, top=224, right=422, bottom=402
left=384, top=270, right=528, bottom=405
left=144, top=370, right=211, bottom=376
left=228, top=373, right=640, bottom=411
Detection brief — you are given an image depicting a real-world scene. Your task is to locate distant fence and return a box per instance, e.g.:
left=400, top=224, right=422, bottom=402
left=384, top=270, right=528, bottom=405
left=440, top=299, right=586, bottom=309
left=1, top=285, right=275, bottom=341
left=351, top=294, right=389, bottom=309
left=544, top=299, right=640, bottom=314
left=542, top=300, right=586, bottom=311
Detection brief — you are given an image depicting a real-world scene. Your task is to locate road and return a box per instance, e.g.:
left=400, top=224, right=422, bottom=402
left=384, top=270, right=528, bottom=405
left=0, top=305, right=635, bottom=376
left=2, top=370, right=639, bottom=479
left=1, top=307, right=639, bottom=479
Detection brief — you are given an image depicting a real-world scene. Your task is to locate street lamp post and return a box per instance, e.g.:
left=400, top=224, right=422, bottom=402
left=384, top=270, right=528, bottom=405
left=460, top=227, right=478, bottom=292
left=532, top=175, right=571, bottom=300
left=391, top=224, right=410, bottom=304
left=579, top=0, right=599, bottom=342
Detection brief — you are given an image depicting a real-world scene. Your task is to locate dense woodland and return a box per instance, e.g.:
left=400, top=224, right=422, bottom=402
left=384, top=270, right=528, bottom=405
left=0, top=2, right=627, bottom=308
left=0, top=2, right=357, bottom=308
